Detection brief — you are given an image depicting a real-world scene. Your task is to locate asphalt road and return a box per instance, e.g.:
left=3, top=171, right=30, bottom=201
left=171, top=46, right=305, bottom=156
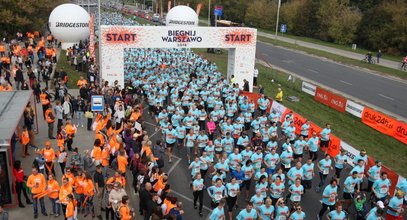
left=256, top=42, right=407, bottom=120
left=141, top=111, right=363, bottom=220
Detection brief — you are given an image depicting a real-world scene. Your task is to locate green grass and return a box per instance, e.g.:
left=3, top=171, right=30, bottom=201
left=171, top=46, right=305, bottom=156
left=103, top=6, right=157, bottom=26
left=56, top=50, right=86, bottom=89
left=193, top=47, right=407, bottom=177
left=257, top=28, right=403, bottom=62
left=258, top=36, right=407, bottom=80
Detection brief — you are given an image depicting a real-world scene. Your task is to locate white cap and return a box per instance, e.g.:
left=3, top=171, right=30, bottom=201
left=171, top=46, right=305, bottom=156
left=376, top=201, right=384, bottom=209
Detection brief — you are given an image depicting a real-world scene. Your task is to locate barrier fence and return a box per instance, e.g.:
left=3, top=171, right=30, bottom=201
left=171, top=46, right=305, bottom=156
left=301, top=82, right=407, bottom=145
left=239, top=91, right=402, bottom=195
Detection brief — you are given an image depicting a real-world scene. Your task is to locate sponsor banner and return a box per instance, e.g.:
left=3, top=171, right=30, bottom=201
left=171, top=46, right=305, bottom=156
left=314, top=87, right=347, bottom=112
left=361, top=107, right=397, bottom=136
left=100, top=26, right=256, bottom=89
left=292, top=113, right=307, bottom=135
left=309, top=122, right=322, bottom=136
left=270, top=101, right=287, bottom=118
left=393, top=121, right=407, bottom=145
left=301, top=81, right=316, bottom=96
left=345, top=100, right=364, bottom=118
left=239, top=91, right=261, bottom=109
left=327, top=135, right=341, bottom=157
left=366, top=157, right=399, bottom=196
left=340, top=141, right=360, bottom=166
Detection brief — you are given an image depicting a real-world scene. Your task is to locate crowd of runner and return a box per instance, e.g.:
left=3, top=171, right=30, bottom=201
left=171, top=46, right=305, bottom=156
left=0, top=9, right=406, bottom=220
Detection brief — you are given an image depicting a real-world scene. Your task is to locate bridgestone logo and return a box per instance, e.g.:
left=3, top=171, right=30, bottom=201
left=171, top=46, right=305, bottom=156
left=55, top=22, right=89, bottom=28
left=168, top=20, right=195, bottom=25
left=346, top=103, right=362, bottom=113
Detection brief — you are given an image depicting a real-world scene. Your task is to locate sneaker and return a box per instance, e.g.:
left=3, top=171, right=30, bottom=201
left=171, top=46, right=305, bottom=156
left=18, top=204, right=25, bottom=208
left=199, top=212, right=203, bottom=216
left=26, top=200, right=33, bottom=205
left=97, top=215, right=103, bottom=220
left=81, top=125, right=84, bottom=128
left=34, top=214, right=38, bottom=219
left=42, top=213, right=48, bottom=216
left=317, top=214, right=320, bottom=220
left=169, top=159, right=172, bottom=164
left=55, top=214, right=60, bottom=217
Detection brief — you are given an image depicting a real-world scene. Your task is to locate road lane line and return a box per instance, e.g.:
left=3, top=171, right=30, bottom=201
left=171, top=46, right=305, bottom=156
left=378, top=93, right=395, bottom=101
left=143, top=121, right=156, bottom=126
left=171, top=190, right=212, bottom=212
left=339, top=80, right=353, bottom=86
left=307, top=68, right=319, bottom=73
left=167, top=157, right=182, bottom=176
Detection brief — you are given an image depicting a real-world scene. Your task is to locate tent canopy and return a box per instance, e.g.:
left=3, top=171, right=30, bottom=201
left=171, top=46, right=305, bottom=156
left=0, top=91, right=32, bottom=146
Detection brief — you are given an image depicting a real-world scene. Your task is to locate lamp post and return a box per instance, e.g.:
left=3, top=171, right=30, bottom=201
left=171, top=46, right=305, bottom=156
left=275, top=0, right=281, bottom=38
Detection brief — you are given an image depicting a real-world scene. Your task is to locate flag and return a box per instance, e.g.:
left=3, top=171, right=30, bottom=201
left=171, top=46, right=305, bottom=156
left=196, top=3, right=202, bottom=16
left=168, top=0, right=171, bottom=12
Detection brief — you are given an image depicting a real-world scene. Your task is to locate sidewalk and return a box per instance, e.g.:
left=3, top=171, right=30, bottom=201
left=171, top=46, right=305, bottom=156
left=198, top=18, right=402, bottom=70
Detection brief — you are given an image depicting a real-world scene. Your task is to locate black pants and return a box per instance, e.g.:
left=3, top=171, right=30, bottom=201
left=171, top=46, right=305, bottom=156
left=61, top=204, right=67, bottom=220
left=59, top=162, right=66, bottom=174
left=87, top=118, right=93, bottom=130
left=15, top=181, right=30, bottom=205
left=45, top=162, right=56, bottom=177
left=193, top=190, right=204, bottom=212
left=367, top=180, right=374, bottom=192
left=309, top=151, right=318, bottom=162
left=67, top=138, right=73, bottom=151
left=106, top=207, right=115, bottom=220
left=42, top=104, right=48, bottom=119
left=335, top=167, right=343, bottom=178
left=318, top=203, right=335, bottom=217
left=226, top=196, right=237, bottom=212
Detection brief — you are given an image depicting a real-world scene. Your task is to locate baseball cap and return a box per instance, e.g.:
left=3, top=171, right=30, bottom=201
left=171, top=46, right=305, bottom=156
left=376, top=201, right=384, bottom=209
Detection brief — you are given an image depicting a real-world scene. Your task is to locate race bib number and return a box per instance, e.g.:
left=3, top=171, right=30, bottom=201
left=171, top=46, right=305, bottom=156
left=323, top=169, right=329, bottom=175
left=380, top=188, right=388, bottom=194
left=285, top=163, right=291, bottom=169
left=278, top=216, right=287, bottom=220
left=293, top=195, right=300, bottom=201
left=214, top=194, right=222, bottom=201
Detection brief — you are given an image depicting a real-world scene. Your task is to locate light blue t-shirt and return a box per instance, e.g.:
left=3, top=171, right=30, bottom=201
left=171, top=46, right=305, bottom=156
left=302, top=163, right=314, bottom=180
left=250, top=195, right=264, bottom=209
left=322, top=184, right=338, bottom=205
left=387, top=196, right=403, bottom=216
left=367, top=165, right=381, bottom=182
left=236, top=208, right=258, bottom=220
left=327, top=210, right=346, bottom=219
left=264, top=153, right=279, bottom=169
left=289, top=184, right=304, bottom=202
left=319, top=159, right=332, bottom=175
left=290, top=211, right=306, bottom=220
left=343, top=176, right=358, bottom=193
left=275, top=206, right=289, bottom=219
left=335, top=154, right=347, bottom=169
left=307, top=136, right=319, bottom=152
left=287, top=167, right=303, bottom=185
left=193, top=179, right=204, bottom=191
left=209, top=207, right=225, bottom=220
left=373, top=178, right=391, bottom=199
left=259, top=204, right=274, bottom=220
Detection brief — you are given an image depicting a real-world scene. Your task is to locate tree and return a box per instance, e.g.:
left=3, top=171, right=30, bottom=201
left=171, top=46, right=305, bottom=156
left=245, top=0, right=276, bottom=29
left=281, top=0, right=315, bottom=36
left=328, top=7, right=362, bottom=44
left=0, top=0, right=68, bottom=37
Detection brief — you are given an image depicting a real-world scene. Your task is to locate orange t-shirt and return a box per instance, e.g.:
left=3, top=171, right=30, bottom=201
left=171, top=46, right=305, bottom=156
left=77, top=79, right=87, bottom=87
left=101, top=148, right=110, bottom=167
left=27, top=173, right=46, bottom=194
left=65, top=124, right=76, bottom=137
left=83, top=179, right=95, bottom=196
left=66, top=201, right=74, bottom=218
left=42, top=148, right=55, bottom=162
left=92, top=146, right=102, bottom=161
left=117, top=155, right=128, bottom=174
left=61, top=173, right=75, bottom=186
left=47, top=179, right=60, bottom=199
left=74, top=176, right=85, bottom=194
left=106, top=176, right=126, bottom=187
left=59, top=184, right=73, bottom=205
left=21, top=130, right=30, bottom=145
left=119, top=205, right=132, bottom=220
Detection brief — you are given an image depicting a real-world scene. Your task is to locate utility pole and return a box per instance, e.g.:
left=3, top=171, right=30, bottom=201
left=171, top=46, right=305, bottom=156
left=208, top=0, right=211, bottom=26
left=275, top=0, right=281, bottom=38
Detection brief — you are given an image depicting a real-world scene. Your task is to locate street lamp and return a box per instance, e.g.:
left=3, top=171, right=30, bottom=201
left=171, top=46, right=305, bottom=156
left=275, top=0, right=281, bottom=38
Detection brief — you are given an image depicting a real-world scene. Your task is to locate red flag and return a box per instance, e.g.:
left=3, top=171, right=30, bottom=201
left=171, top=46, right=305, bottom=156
left=168, top=0, right=171, bottom=12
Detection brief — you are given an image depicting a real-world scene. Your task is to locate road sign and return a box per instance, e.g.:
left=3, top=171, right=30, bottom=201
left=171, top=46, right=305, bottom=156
left=91, top=95, right=104, bottom=111
left=280, top=24, right=287, bottom=33
left=214, top=6, right=223, bottom=16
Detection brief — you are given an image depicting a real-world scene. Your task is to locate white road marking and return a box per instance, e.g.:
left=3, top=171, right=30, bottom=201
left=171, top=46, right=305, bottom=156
left=167, top=157, right=182, bottom=176
left=378, top=93, right=395, bottom=101
left=339, top=80, right=353, bottom=86
left=171, top=189, right=212, bottom=212
left=282, top=60, right=294, bottom=64
left=307, top=68, right=319, bottom=73
left=143, top=121, right=157, bottom=126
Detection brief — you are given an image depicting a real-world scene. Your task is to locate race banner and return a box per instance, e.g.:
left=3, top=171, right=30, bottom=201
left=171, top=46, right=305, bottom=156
left=393, top=121, right=407, bottom=144
left=345, top=100, right=364, bottom=118
left=292, top=112, right=307, bottom=135
left=301, top=81, right=316, bottom=96
left=361, top=107, right=397, bottom=136
left=270, top=100, right=286, bottom=117
left=314, top=87, right=347, bottom=112
left=327, top=135, right=341, bottom=157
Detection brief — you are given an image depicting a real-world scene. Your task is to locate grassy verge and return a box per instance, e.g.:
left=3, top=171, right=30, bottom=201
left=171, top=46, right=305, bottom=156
left=193, top=48, right=407, bottom=177
left=257, top=28, right=403, bottom=62
left=258, top=36, right=407, bottom=80
left=56, top=50, right=86, bottom=89
left=103, top=7, right=156, bottom=26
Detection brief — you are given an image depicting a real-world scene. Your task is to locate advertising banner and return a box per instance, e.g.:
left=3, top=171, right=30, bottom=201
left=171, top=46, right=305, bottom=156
left=301, top=81, right=316, bottom=96
left=327, top=135, right=341, bottom=157
left=292, top=112, right=307, bottom=135
left=393, top=121, right=407, bottom=144
left=361, top=107, right=397, bottom=136
left=100, top=26, right=257, bottom=89
left=314, top=87, right=347, bottom=112
left=270, top=100, right=287, bottom=118
left=345, top=100, right=364, bottom=118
